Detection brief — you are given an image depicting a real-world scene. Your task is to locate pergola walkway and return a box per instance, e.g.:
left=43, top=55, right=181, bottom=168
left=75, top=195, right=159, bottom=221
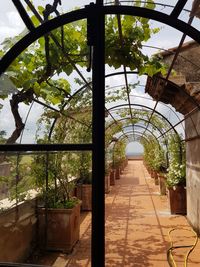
left=37, top=160, right=200, bottom=267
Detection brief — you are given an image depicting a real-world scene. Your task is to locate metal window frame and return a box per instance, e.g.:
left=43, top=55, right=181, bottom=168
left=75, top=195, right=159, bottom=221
left=0, top=3, right=200, bottom=267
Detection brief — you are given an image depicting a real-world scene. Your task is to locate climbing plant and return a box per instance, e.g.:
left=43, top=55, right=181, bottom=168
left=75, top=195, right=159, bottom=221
left=166, top=133, right=186, bottom=187
left=141, top=135, right=167, bottom=172
left=0, top=0, right=166, bottom=144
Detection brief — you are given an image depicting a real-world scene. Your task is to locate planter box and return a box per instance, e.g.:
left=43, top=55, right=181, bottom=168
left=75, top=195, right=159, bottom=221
left=105, top=174, right=110, bottom=194
left=168, top=185, right=187, bottom=215
left=153, top=171, right=159, bottom=185
left=115, top=167, right=120, bottom=180
left=76, top=184, right=92, bottom=211
left=110, top=169, right=116, bottom=186
left=37, top=203, right=81, bottom=253
left=158, top=174, right=166, bottom=195
left=150, top=169, right=154, bottom=178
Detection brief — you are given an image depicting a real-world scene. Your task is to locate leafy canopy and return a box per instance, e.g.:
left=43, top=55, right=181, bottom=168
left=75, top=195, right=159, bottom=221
left=0, top=1, right=165, bottom=106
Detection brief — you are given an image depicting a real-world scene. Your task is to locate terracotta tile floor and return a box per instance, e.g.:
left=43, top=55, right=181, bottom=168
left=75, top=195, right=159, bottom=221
left=36, top=160, right=200, bottom=267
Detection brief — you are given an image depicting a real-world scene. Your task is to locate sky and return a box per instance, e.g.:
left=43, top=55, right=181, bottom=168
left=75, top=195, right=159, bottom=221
left=0, top=0, right=198, bottom=149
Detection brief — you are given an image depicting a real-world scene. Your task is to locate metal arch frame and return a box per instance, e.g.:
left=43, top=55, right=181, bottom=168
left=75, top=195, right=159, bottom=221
left=116, top=131, right=153, bottom=144
left=47, top=67, right=191, bottom=139
left=0, top=4, right=198, bottom=143
left=110, top=125, right=161, bottom=167
left=106, top=70, right=200, bottom=114
left=128, top=94, right=185, bottom=133
left=104, top=72, right=185, bottom=132
left=0, top=3, right=200, bottom=267
left=121, top=124, right=160, bottom=144
left=1, top=6, right=200, bottom=74
left=105, top=116, right=168, bottom=150
left=107, top=103, right=179, bottom=136
left=107, top=104, right=183, bottom=158
left=110, top=130, right=150, bottom=168
left=0, top=6, right=195, bottom=144
left=106, top=116, right=167, bottom=136
left=47, top=69, right=186, bottom=140
left=105, top=117, right=168, bottom=147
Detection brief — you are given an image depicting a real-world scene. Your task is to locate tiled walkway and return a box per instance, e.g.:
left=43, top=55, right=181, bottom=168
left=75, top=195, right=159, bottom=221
left=37, top=160, right=200, bottom=266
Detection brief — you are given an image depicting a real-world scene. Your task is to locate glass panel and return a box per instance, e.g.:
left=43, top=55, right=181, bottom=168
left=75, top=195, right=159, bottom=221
left=0, top=151, right=92, bottom=266
left=0, top=1, right=27, bottom=53
left=0, top=18, right=92, bottom=145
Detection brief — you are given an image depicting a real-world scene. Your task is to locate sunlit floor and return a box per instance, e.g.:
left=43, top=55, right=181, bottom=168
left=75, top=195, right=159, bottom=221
left=33, top=160, right=200, bottom=267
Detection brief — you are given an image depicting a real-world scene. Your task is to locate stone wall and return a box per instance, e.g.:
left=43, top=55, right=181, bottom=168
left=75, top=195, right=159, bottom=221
left=185, top=109, right=200, bottom=234
left=0, top=199, right=37, bottom=262
left=161, top=41, right=200, bottom=82
left=159, top=41, right=200, bottom=233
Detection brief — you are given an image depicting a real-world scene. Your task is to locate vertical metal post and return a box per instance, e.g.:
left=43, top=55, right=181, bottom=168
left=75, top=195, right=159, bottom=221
left=91, top=3, right=105, bottom=267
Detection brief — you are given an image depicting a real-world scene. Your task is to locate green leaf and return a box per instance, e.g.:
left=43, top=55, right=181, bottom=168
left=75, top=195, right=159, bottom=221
left=38, top=6, right=45, bottom=15
left=31, top=15, right=40, bottom=27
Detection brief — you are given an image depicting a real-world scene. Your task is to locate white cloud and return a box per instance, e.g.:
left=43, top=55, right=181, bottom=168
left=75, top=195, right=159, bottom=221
left=0, top=99, right=44, bottom=143
left=6, top=11, right=24, bottom=28
left=0, top=11, right=24, bottom=44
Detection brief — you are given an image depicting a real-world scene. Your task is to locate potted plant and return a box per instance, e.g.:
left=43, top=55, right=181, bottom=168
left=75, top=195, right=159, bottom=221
left=112, top=140, right=126, bottom=180
left=142, top=137, right=160, bottom=184
left=109, top=164, right=116, bottom=186
left=76, top=152, right=92, bottom=211
left=157, top=168, right=167, bottom=195
left=32, top=152, right=81, bottom=253
left=153, top=144, right=168, bottom=191
left=166, top=134, right=186, bottom=214
left=105, top=161, right=111, bottom=194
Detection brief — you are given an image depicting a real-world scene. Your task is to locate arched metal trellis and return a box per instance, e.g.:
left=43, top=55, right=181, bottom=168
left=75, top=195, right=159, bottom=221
left=0, top=1, right=200, bottom=266
left=108, top=103, right=180, bottom=138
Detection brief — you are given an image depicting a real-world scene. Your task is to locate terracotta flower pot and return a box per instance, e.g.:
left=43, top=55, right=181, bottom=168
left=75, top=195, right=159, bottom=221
left=115, top=167, right=120, bottom=180
left=110, top=169, right=116, bottom=185
left=37, top=203, right=81, bottom=253
left=76, top=184, right=92, bottom=211
left=152, top=171, right=159, bottom=185
left=158, top=174, right=166, bottom=195
left=168, top=185, right=186, bottom=214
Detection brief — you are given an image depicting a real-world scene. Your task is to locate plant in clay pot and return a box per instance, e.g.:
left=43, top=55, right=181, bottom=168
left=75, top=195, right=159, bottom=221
left=153, top=143, right=167, bottom=187
left=76, top=152, right=92, bottom=211
left=112, top=140, right=126, bottom=179
left=32, top=152, right=81, bottom=253
left=142, top=136, right=162, bottom=184
left=166, top=134, right=186, bottom=214
left=105, top=160, right=111, bottom=194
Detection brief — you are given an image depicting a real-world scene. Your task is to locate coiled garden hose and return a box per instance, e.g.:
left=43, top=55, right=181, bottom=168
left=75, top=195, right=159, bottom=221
left=167, top=227, right=198, bottom=267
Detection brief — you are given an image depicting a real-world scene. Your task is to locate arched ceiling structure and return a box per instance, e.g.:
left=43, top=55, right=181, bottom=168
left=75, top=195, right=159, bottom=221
left=0, top=1, right=200, bottom=266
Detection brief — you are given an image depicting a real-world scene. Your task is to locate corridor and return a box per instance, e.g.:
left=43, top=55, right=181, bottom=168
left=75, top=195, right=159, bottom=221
left=37, top=160, right=200, bottom=267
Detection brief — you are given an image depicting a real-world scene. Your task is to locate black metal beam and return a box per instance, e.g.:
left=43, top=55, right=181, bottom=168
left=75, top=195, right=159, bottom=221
left=33, top=98, right=90, bottom=128
left=170, top=0, right=188, bottom=18
left=90, top=4, right=105, bottom=267
left=0, top=144, right=92, bottom=152
left=12, top=0, right=35, bottom=31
